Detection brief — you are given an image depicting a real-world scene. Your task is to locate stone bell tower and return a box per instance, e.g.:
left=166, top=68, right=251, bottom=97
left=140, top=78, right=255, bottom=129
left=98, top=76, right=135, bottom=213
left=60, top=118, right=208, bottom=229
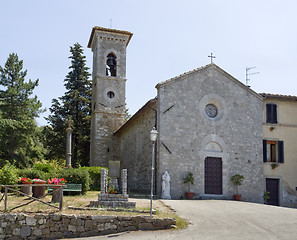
left=88, top=26, right=133, bottom=167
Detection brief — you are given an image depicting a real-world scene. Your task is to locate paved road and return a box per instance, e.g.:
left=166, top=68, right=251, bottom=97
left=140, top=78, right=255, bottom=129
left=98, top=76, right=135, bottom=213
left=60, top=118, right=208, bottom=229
left=72, top=200, right=297, bottom=240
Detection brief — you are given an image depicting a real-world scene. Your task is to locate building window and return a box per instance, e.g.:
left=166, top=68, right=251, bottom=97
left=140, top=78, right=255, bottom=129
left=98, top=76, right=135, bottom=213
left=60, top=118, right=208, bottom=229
left=263, top=140, right=284, bottom=163
left=106, top=53, right=117, bottom=77
left=107, top=91, right=115, bottom=99
left=266, top=103, right=277, bottom=124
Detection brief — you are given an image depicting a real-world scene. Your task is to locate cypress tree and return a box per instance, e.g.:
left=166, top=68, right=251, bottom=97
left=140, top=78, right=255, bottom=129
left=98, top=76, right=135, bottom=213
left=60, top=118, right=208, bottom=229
left=45, top=43, right=91, bottom=167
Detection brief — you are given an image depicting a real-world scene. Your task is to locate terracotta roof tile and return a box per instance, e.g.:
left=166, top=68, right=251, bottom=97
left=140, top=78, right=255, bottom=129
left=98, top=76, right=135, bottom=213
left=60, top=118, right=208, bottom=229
left=260, top=93, right=297, bottom=101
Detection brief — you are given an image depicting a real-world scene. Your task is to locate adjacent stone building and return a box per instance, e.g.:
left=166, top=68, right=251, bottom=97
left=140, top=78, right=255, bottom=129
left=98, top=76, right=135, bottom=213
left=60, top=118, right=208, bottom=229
left=88, top=26, right=296, bottom=205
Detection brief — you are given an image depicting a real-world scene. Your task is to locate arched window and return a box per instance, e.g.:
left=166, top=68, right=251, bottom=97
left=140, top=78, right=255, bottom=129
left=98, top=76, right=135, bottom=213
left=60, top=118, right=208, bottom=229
left=106, top=53, right=117, bottom=77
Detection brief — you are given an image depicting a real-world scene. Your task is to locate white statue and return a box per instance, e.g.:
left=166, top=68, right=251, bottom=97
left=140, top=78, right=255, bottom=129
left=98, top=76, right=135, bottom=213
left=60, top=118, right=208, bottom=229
left=161, top=171, right=171, bottom=199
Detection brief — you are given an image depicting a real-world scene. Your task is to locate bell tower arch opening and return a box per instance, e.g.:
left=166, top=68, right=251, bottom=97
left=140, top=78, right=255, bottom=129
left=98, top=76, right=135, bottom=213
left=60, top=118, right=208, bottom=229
left=106, top=53, right=117, bottom=77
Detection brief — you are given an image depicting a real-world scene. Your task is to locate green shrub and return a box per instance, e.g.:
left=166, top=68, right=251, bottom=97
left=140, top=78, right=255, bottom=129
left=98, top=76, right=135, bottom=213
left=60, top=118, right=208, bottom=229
left=33, top=163, right=55, bottom=173
left=56, top=168, right=90, bottom=194
left=80, top=166, right=108, bottom=190
left=17, top=168, right=50, bottom=181
left=0, top=162, right=18, bottom=186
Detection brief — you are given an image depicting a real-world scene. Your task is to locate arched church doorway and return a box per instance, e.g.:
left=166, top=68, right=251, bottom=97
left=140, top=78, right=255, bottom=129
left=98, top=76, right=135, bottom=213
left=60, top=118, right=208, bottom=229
left=204, top=157, right=222, bottom=195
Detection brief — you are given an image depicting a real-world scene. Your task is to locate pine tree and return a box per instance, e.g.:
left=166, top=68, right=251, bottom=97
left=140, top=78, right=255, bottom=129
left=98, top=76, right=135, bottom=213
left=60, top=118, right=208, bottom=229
left=0, top=53, right=44, bottom=167
left=45, top=43, right=91, bottom=167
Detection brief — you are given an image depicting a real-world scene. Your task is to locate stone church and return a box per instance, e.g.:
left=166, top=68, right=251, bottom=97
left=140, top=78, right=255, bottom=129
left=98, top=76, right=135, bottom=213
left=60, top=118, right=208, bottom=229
left=88, top=26, right=264, bottom=203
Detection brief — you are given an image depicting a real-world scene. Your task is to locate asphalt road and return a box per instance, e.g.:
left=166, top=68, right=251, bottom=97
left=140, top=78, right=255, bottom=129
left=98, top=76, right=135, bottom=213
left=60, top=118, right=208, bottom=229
left=71, top=200, right=297, bottom=240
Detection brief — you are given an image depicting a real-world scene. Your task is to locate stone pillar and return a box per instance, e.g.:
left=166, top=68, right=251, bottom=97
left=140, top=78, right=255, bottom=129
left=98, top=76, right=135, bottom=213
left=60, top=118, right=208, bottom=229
left=121, top=169, right=127, bottom=195
left=65, top=118, right=73, bottom=167
left=101, top=168, right=108, bottom=193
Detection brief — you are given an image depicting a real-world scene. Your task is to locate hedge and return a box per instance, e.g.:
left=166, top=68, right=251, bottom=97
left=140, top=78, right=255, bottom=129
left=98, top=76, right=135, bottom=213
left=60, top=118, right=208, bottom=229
left=80, top=166, right=108, bottom=191
left=56, top=168, right=90, bottom=194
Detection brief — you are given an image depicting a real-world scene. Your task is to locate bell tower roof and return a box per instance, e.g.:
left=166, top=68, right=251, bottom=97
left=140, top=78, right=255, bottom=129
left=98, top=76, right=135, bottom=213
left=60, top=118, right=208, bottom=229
left=87, top=26, right=133, bottom=48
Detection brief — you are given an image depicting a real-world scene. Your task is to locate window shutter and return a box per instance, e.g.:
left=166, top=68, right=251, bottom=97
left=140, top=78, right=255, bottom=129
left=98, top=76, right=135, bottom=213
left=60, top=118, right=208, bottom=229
left=266, top=104, right=272, bottom=123
left=263, top=140, right=267, bottom=162
left=272, top=104, right=277, bottom=123
left=278, top=141, right=284, bottom=163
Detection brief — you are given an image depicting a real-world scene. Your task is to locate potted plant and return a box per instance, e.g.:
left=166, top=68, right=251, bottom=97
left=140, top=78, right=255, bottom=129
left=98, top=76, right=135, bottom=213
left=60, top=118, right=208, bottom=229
left=20, top=178, right=33, bottom=184
left=230, top=174, right=244, bottom=201
left=263, top=191, right=270, bottom=204
left=106, top=186, right=119, bottom=194
left=48, top=178, right=67, bottom=203
left=32, top=178, right=47, bottom=198
left=271, top=163, right=279, bottom=169
left=183, top=172, right=194, bottom=199
left=47, top=178, right=67, bottom=185
left=19, top=178, right=33, bottom=195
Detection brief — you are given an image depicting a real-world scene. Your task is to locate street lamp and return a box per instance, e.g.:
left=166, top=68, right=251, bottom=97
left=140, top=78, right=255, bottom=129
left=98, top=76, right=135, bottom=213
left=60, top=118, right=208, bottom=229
left=150, top=127, right=158, bottom=217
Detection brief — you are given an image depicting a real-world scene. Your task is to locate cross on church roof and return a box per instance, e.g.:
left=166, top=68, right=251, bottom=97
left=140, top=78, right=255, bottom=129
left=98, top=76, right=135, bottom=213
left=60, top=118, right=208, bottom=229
left=208, top=53, right=216, bottom=63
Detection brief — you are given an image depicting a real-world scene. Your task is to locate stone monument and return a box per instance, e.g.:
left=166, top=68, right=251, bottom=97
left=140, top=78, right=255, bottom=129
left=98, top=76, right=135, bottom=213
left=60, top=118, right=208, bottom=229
left=90, top=168, right=135, bottom=208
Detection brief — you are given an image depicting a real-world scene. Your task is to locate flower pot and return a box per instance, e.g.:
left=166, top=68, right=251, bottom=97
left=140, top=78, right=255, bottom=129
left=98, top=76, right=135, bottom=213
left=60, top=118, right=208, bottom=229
left=185, top=192, right=194, bottom=200
left=33, top=180, right=46, bottom=198
left=233, top=194, right=241, bottom=201
left=21, top=181, right=32, bottom=196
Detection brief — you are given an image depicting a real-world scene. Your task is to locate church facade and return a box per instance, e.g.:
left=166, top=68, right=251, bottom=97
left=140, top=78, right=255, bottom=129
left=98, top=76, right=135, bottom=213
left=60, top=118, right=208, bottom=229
left=115, top=63, right=264, bottom=202
left=88, top=26, right=297, bottom=205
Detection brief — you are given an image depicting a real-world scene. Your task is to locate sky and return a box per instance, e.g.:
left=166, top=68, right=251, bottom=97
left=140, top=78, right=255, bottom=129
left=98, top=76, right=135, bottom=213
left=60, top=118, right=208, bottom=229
left=1, top=0, right=296, bottom=126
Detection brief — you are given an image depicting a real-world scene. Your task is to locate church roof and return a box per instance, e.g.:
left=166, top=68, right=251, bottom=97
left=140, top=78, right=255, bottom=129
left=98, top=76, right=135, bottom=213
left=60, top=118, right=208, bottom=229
left=88, top=26, right=133, bottom=48
left=114, top=98, right=157, bottom=135
left=155, top=63, right=263, bottom=100
left=260, top=93, right=297, bottom=101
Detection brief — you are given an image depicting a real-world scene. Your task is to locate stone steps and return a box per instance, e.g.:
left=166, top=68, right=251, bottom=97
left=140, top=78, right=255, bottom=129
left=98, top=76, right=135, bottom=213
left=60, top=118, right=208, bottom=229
left=89, top=200, right=136, bottom=208
left=89, top=193, right=136, bottom=209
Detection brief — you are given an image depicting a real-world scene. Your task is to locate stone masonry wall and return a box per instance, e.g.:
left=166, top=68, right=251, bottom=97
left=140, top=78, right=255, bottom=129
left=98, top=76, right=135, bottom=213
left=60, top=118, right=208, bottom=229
left=156, top=64, right=264, bottom=202
left=0, top=213, right=176, bottom=239
left=115, top=99, right=157, bottom=193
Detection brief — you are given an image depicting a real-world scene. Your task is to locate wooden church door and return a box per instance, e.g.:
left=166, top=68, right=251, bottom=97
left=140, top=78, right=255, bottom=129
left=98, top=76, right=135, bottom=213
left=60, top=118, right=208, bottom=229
left=205, top=157, right=222, bottom=194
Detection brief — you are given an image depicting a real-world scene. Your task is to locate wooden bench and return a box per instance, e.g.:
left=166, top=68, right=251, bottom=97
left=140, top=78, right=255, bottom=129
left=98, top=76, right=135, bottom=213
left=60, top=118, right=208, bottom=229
left=48, top=183, right=82, bottom=194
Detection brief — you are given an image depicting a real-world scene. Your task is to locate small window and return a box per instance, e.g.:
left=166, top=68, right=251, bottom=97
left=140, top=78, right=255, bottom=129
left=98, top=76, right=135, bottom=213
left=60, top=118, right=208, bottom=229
left=266, top=104, right=277, bottom=124
left=107, top=91, right=115, bottom=99
left=263, top=140, right=284, bottom=163
left=106, top=53, right=117, bottom=77
left=266, top=141, right=277, bottom=162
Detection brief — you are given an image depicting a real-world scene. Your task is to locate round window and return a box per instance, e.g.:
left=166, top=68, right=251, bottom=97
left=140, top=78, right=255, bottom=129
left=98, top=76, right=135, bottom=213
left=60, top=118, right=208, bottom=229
left=205, top=104, right=218, bottom=118
left=107, top=91, right=115, bottom=99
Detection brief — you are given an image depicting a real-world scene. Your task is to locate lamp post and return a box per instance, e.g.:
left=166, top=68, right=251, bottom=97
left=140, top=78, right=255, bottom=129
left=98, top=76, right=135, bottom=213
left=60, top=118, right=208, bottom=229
left=150, top=127, right=158, bottom=217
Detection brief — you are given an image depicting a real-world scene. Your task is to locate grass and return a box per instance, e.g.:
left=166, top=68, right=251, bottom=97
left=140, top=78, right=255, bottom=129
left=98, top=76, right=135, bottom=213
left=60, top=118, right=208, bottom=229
left=0, top=190, right=188, bottom=229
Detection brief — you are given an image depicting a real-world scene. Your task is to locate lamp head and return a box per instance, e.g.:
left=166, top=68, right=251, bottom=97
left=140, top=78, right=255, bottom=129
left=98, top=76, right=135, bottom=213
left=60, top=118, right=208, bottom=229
left=150, top=127, right=158, bottom=142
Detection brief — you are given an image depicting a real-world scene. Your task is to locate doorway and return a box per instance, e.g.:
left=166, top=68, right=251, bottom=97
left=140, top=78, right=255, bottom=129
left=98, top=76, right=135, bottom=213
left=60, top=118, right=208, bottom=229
left=205, top=157, right=222, bottom=194
left=266, top=178, right=279, bottom=206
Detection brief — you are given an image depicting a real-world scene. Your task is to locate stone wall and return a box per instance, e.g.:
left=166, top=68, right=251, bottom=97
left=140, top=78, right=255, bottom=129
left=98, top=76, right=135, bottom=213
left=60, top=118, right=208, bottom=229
left=156, top=64, right=264, bottom=202
left=0, top=213, right=176, bottom=239
left=115, top=99, right=157, bottom=193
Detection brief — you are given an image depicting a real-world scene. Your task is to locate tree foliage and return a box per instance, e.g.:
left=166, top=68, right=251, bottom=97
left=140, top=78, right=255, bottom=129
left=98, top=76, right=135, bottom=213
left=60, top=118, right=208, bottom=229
left=0, top=53, right=44, bottom=168
left=45, top=43, right=91, bottom=167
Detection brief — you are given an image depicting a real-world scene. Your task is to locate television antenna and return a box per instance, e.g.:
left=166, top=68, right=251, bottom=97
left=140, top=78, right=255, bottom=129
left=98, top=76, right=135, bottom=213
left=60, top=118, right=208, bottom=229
left=245, top=67, right=259, bottom=87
